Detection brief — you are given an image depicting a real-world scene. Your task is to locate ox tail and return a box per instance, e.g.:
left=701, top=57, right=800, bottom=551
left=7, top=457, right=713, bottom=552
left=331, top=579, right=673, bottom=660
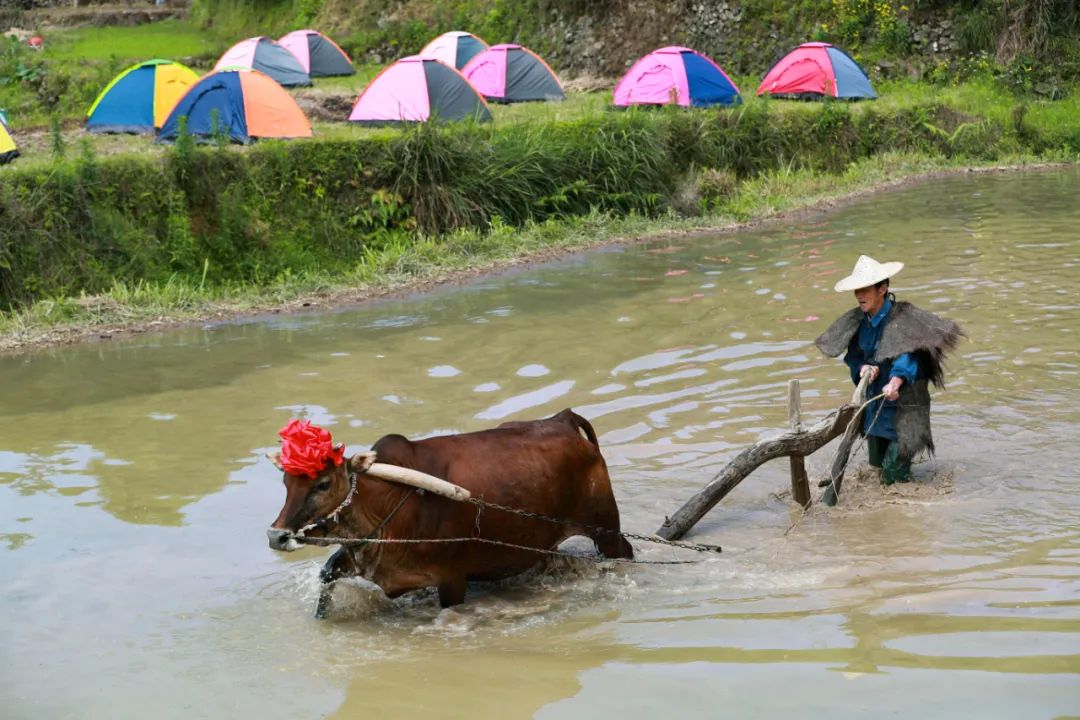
left=563, top=408, right=599, bottom=447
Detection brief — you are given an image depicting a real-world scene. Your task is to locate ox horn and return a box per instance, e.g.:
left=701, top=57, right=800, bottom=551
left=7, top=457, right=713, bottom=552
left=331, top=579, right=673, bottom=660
left=364, top=463, right=471, bottom=503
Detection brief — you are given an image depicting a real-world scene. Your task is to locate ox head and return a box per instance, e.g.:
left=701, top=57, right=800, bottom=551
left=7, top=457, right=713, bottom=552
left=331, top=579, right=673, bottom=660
left=266, top=448, right=375, bottom=551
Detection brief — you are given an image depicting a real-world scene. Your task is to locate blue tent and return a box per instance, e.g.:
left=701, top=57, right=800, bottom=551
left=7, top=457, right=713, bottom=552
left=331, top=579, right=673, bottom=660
left=613, top=47, right=742, bottom=108
left=86, top=60, right=199, bottom=134
left=157, top=69, right=311, bottom=144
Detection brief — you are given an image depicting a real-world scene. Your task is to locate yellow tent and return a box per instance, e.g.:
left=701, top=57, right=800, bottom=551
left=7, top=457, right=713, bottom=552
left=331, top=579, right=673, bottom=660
left=0, top=117, right=18, bottom=165
left=85, top=59, right=199, bottom=133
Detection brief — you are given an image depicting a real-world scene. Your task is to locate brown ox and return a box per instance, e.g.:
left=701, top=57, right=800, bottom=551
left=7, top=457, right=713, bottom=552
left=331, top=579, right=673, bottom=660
left=267, top=409, right=633, bottom=613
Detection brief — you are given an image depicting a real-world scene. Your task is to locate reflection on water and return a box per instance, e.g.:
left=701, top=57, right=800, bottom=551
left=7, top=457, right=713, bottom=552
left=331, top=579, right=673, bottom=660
left=2, top=169, right=1079, bottom=719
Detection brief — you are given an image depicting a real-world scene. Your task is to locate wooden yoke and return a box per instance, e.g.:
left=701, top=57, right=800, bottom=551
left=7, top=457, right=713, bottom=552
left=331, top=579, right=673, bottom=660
left=365, top=463, right=472, bottom=502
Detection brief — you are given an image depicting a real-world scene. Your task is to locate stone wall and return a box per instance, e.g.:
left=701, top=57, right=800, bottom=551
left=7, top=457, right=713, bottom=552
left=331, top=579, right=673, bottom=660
left=3, top=0, right=189, bottom=29
left=496, top=2, right=974, bottom=81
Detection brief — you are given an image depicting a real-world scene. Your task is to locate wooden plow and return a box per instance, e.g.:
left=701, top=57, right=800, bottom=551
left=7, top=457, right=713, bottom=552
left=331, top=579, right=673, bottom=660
left=655, top=374, right=872, bottom=541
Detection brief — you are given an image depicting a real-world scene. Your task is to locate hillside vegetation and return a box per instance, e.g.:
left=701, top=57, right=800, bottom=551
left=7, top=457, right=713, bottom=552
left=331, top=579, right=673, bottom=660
left=192, top=0, right=1080, bottom=88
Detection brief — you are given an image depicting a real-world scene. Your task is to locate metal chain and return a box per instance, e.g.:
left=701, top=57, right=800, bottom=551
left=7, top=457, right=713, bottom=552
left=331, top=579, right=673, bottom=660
left=292, top=533, right=703, bottom=565
left=463, top=496, right=722, bottom=554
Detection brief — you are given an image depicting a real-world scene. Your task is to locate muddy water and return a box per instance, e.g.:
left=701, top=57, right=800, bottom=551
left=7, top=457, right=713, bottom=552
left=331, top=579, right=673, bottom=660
left=2, top=169, right=1079, bottom=719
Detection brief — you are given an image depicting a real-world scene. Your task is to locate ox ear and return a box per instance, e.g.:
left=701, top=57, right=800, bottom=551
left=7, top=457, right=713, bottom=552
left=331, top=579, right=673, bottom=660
left=266, top=451, right=283, bottom=471
left=348, top=451, right=377, bottom=473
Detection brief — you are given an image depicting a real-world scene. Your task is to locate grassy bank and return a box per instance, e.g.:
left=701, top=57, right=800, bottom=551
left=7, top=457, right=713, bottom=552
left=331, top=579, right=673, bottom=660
left=2, top=3, right=1076, bottom=355
left=0, top=152, right=1068, bottom=353
left=0, top=152, right=1058, bottom=351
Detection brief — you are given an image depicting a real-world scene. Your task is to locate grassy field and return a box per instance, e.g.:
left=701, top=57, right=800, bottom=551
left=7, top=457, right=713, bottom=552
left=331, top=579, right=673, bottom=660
left=39, top=20, right=223, bottom=63
left=5, top=72, right=1078, bottom=167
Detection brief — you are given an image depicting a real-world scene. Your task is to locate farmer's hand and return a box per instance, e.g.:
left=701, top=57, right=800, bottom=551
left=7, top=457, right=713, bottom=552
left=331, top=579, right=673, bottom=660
left=859, top=365, right=879, bottom=382
left=883, top=377, right=904, bottom=401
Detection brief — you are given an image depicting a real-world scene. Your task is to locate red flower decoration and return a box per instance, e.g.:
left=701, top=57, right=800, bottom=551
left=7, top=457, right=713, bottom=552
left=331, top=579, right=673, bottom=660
left=278, top=419, right=345, bottom=479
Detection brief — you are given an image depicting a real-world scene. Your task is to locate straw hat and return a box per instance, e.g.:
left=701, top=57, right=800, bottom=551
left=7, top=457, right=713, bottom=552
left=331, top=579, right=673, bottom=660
left=833, top=255, right=904, bottom=292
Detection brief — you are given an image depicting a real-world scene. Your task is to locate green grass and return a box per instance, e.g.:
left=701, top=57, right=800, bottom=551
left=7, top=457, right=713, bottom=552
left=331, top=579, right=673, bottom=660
left=306, top=64, right=381, bottom=93
left=188, top=0, right=303, bottom=46
left=41, top=20, right=224, bottom=64
left=0, top=20, right=232, bottom=129
left=4, top=10, right=1077, bottom=137
left=3, top=76, right=1076, bottom=186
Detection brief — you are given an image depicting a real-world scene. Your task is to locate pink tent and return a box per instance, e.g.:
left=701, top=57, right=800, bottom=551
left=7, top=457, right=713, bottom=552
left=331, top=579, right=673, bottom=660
left=214, top=36, right=310, bottom=87
left=278, top=29, right=354, bottom=77
left=460, top=44, right=564, bottom=103
left=757, top=42, right=876, bottom=99
left=418, top=31, right=488, bottom=70
left=348, top=56, right=491, bottom=125
left=613, top=46, right=740, bottom=107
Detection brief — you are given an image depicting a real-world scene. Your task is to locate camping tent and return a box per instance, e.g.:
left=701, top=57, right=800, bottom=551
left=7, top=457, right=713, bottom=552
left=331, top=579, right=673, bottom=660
left=278, top=29, right=354, bottom=77
left=613, top=46, right=741, bottom=107
left=460, top=44, right=564, bottom=103
left=86, top=59, right=199, bottom=133
left=158, top=68, right=312, bottom=144
left=214, top=37, right=311, bottom=87
left=419, top=31, right=488, bottom=70
left=757, top=42, right=876, bottom=99
left=0, top=116, right=19, bottom=165
left=348, top=56, right=491, bottom=125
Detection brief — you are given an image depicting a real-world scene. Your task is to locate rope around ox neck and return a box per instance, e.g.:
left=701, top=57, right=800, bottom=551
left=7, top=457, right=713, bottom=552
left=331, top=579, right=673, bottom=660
left=294, top=471, right=359, bottom=538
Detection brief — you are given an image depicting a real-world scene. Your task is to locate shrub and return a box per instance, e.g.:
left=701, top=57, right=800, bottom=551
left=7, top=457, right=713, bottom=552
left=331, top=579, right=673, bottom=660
left=0, top=98, right=1062, bottom=309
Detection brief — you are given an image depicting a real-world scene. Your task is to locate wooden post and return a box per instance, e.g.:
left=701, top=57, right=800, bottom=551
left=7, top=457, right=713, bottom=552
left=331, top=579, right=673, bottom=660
left=788, top=380, right=811, bottom=508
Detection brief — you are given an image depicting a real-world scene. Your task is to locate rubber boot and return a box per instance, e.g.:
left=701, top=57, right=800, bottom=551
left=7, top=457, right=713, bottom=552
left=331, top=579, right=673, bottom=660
left=867, top=436, right=887, bottom=479
left=882, top=441, right=912, bottom=484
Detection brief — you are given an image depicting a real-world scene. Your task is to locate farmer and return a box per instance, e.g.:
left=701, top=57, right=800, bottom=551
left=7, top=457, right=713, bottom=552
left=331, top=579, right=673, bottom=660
left=815, top=255, right=964, bottom=484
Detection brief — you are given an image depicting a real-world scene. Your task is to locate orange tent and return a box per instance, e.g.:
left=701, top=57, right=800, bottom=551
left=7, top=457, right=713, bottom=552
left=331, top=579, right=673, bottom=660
left=158, top=68, right=311, bottom=143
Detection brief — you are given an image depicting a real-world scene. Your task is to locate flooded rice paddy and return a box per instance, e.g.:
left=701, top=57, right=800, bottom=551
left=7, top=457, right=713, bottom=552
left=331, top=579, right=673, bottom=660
left=2, top=169, right=1078, bottom=718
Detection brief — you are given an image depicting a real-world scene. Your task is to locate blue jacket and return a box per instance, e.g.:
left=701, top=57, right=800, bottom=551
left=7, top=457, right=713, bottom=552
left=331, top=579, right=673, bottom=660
left=842, top=298, right=918, bottom=440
